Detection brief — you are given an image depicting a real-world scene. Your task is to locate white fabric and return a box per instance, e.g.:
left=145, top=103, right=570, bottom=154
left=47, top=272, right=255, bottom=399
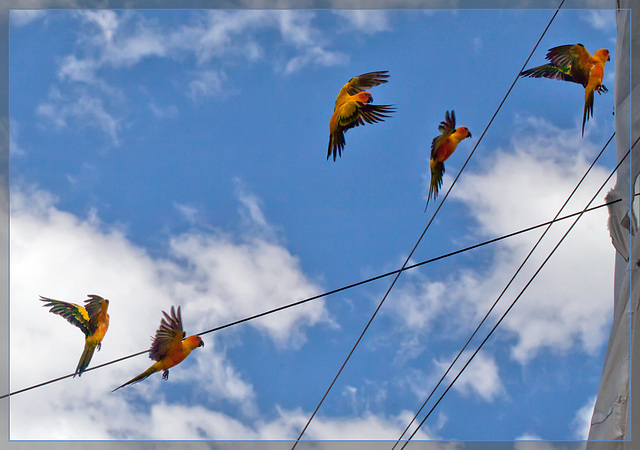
left=588, top=2, right=639, bottom=447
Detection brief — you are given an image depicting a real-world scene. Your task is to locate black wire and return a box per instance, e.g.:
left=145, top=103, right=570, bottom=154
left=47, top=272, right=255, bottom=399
left=1, top=192, right=625, bottom=401
left=392, top=130, right=614, bottom=448
left=290, top=1, right=565, bottom=446
left=399, top=138, right=638, bottom=448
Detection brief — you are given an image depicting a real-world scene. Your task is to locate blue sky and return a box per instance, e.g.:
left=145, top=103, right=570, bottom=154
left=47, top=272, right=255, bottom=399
left=8, top=7, right=620, bottom=442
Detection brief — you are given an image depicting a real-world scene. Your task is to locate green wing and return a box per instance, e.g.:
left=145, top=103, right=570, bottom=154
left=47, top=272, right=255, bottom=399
left=520, top=44, right=590, bottom=87
left=40, top=296, right=91, bottom=336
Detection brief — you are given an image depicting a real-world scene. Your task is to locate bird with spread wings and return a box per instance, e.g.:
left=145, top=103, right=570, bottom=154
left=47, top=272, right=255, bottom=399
left=327, top=70, right=395, bottom=161
left=112, top=305, right=204, bottom=391
left=40, top=294, right=110, bottom=377
left=425, top=110, right=472, bottom=212
left=520, top=44, right=610, bottom=136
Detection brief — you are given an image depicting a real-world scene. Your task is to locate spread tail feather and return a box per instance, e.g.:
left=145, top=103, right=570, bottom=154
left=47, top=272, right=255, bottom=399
left=112, top=366, right=158, bottom=392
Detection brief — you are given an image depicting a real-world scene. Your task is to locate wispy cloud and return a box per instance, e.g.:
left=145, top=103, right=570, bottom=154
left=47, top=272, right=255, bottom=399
left=187, top=69, right=227, bottom=101
left=37, top=87, right=121, bottom=146
left=9, top=119, right=25, bottom=157
left=59, top=10, right=347, bottom=83
left=579, top=10, right=616, bottom=32
left=147, top=101, right=178, bottom=119
left=9, top=9, right=46, bottom=27
left=36, top=9, right=352, bottom=145
left=333, top=10, right=392, bottom=33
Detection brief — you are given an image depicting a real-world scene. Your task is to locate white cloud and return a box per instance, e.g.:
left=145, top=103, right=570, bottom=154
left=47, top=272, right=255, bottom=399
left=434, top=351, right=505, bottom=402
left=148, top=101, right=178, bottom=119
left=9, top=119, right=25, bottom=157
left=187, top=69, right=226, bottom=100
left=78, top=9, right=120, bottom=44
left=173, top=202, right=199, bottom=224
left=341, top=379, right=388, bottom=415
left=9, top=182, right=329, bottom=439
left=57, top=55, right=100, bottom=83
left=234, top=177, right=272, bottom=238
left=9, top=9, right=46, bottom=27
left=514, top=441, right=566, bottom=450
left=333, top=10, right=392, bottom=33
left=389, top=116, right=614, bottom=366
left=579, top=10, right=616, bottom=32
left=39, top=9, right=350, bottom=143
left=59, top=10, right=346, bottom=84
left=515, top=432, right=543, bottom=440
left=472, top=36, right=483, bottom=54
left=8, top=181, right=456, bottom=440
left=284, top=45, right=347, bottom=75
left=276, top=409, right=438, bottom=441
left=571, top=395, right=596, bottom=440
left=37, top=87, right=121, bottom=145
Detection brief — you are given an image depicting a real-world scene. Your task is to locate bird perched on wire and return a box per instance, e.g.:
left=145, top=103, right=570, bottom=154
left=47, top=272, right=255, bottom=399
left=327, top=70, right=395, bottom=161
left=112, top=305, right=204, bottom=392
left=519, top=44, right=610, bottom=136
left=425, top=110, right=472, bottom=212
left=40, top=294, right=110, bottom=377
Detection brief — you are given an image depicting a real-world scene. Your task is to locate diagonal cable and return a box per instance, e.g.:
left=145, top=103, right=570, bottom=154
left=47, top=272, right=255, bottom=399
left=291, top=1, right=565, bottom=446
left=400, top=137, right=638, bottom=448
left=392, top=131, right=614, bottom=448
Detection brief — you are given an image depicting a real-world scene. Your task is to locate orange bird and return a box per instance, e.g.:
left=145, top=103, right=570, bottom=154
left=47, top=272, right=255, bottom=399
left=40, top=294, right=110, bottom=377
left=425, top=110, right=471, bottom=212
left=328, top=70, right=395, bottom=161
left=519, top=44, right=610, bottom=136
left=112, top=306, right=204, bottom=391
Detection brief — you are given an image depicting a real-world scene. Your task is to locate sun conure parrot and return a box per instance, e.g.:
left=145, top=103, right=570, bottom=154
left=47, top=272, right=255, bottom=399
left=519, top=44, right=610, bottom=136
left=112, top=305, right=204, bottom=391
left=327, top=70, right=395, bottom=161
left=40, top=294, right=110, bottom=377
left=425, top=110, right=471, bottom=212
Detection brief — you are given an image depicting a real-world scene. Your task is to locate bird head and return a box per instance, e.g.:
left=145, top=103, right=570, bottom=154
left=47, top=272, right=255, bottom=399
left=185, top=334, right=205, bottom=350
left=355, top=91, right=373, bottom=104
left=596, top=48, right=610, bottom=62
left=458, top=126, right=472, bottom=139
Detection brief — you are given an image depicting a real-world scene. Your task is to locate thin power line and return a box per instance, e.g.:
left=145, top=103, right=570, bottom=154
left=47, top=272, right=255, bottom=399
left=392, top=131, right=614, bottom=448
left=290, top=1, right=566, bottom=446
left=399, top=139, right=637, bottom=448
left=2, top=190, right=623, bottom=400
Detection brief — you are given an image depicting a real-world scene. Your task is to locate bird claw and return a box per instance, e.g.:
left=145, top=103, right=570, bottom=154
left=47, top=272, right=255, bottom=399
left=97, top=343, right=101, bottom=351
left=597, top=84, right=608, bottom=94
left=162, top=370, right=169, bottom=380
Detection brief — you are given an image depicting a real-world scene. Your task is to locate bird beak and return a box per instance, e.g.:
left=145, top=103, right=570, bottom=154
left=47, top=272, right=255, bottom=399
left=199, top=339, right=205, bottom=348
left=607, top=55, right=610, bottom=61
left=467, top=131, right=472, bottom=138
left=367, top=96, right=373, bottom=103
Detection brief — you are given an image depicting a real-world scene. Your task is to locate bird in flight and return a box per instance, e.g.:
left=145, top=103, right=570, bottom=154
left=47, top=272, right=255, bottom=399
left=425, top=110, right=471, bottom=212
left=327, top=70, right=395, bottom=161
left=519, top=44, right=610, bottom=136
